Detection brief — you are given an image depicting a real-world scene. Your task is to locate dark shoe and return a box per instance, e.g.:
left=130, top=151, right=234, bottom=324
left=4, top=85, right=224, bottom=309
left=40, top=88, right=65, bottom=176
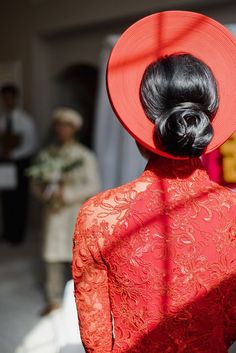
left=9, top=241, right=23, bottom=247
left=0, top=233, right=8, bottom=242
left=39, top=303, right=61, bottom=317
left=0, top=237, right=8, bottom=243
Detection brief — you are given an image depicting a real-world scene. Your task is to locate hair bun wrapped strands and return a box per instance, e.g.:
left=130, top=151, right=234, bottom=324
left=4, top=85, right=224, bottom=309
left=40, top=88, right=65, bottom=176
left=154, top=102, right=213, bottom=158
left=106, top=11, right=236, bottom=159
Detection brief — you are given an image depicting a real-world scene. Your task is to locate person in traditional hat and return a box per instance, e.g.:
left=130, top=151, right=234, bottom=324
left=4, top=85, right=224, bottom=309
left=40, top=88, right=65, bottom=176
left=30, top=107, right=101, bottom=315
left=72, top=11, right=236, bottom=353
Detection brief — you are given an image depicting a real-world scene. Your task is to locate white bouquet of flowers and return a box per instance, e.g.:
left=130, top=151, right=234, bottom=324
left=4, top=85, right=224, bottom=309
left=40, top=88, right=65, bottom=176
left=27, top=147, right=83, bottom=208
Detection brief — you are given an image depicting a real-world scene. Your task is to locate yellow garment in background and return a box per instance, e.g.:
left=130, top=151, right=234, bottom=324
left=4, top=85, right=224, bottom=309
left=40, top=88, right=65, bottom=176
left=220, top=132, right=236, bottom=183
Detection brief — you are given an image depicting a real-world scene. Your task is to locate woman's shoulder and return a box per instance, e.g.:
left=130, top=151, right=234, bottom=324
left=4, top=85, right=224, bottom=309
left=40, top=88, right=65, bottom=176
left=209, top=180, right=236, bottom=205
left=76, top=173, right=152, bottom=230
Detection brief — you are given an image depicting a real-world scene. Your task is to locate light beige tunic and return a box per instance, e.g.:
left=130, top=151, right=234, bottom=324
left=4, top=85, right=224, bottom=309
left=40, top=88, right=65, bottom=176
left=33, top=142, right=101, bottom=262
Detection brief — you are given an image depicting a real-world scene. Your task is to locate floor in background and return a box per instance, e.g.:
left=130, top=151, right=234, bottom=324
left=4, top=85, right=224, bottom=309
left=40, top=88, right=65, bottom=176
left=0, top=233, right=44, bottom=353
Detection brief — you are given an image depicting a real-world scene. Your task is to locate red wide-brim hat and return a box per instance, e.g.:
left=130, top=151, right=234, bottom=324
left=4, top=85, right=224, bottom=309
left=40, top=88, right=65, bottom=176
left=106, top=11, right=236, bottom=158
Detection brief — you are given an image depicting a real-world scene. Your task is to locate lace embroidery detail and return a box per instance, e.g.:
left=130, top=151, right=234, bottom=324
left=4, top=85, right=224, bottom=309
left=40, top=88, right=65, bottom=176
left=72, top=156, right=236, bottom=353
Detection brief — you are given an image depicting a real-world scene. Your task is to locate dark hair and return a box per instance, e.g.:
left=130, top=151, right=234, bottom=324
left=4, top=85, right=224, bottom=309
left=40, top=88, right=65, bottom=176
left=140, top=54, right=219, bottom=158
left=1, top=84, right=19, bottom=97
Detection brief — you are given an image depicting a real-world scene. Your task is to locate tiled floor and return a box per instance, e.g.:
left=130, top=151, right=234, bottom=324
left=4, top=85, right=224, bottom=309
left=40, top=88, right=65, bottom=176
left=0, top=234, right=44, bottom=353
left=0, top=230, right=85, bottom=353
left=0, top=231, right=236, bottom=353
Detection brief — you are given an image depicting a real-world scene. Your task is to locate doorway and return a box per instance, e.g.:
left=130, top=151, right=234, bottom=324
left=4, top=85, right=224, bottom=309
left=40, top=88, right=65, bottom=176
left=54, top=63, right=98, bottom=147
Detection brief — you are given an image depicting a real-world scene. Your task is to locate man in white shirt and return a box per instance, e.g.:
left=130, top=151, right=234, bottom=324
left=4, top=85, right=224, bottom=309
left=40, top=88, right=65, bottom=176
left=0, top=84, right=38, bottom=245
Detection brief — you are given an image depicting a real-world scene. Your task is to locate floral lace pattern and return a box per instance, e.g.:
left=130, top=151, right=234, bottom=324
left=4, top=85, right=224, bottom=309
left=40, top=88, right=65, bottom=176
left=72, top=156, right=236, bottom=353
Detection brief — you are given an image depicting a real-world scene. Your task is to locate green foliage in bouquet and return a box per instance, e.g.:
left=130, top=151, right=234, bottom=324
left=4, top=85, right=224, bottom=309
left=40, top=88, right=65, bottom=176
left=26, top=149, right=83, bottom=184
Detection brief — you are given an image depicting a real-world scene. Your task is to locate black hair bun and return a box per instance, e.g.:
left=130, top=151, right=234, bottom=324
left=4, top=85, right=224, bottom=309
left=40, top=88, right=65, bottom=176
left=140, top=54, right=219, bottom=158
left=155, top=102, right=214, bottom=158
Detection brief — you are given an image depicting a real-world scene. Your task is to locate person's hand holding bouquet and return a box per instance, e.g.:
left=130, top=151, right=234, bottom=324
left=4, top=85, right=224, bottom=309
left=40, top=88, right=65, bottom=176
left=26, top=148, right=83, bottom=211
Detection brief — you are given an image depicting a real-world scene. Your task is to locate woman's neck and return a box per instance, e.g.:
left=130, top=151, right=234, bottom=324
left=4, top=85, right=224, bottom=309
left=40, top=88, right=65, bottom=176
left=145, top=154, right=205, bottom=180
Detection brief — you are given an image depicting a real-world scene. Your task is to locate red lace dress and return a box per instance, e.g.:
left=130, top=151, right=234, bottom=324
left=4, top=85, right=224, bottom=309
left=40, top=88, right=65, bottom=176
left=72, top=156, right=236, bottom=353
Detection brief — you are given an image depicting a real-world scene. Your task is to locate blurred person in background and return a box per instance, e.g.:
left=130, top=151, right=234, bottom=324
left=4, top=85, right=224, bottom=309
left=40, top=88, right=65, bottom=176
left=0, top=84, right=38, bottom=245
left=29, top=107, right=101, bottom=316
